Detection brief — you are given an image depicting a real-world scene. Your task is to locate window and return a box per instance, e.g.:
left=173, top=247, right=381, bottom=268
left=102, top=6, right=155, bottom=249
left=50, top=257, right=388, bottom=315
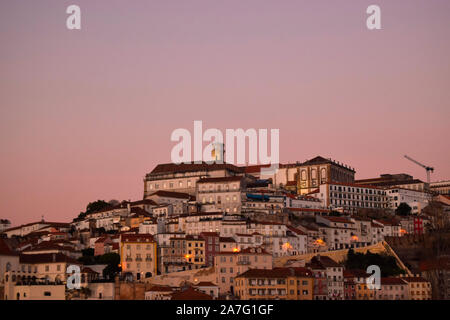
left=44, top=292, right=52, bottom=296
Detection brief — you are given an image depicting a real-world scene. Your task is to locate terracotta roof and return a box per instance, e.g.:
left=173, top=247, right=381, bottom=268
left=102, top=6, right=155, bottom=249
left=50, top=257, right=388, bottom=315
left=307, top=255, right=342, bottom=269
left=199, top=232, right=219, bottom=237
left=0, top=238, right=19, bottom=256
left=381, top=277, right=407, bottom=285
left=286, top=226, right=307, bottom=236
left=401, top=277, right=428, bottom=283
left=194, top=281, right=218, bottom=287
left=237, top=267, right=313, bottom=278
left=19, top=253, right=79, bottom=264
left=323, top=216, right=354, bottom=224
left=171, top=287, right=213, bottom=300
left=121, top=234, right=155, bottom=243
left=148, top=162, right=243, bottom=176
left=242, top=164, right=274, bottom=174
left=197, top=176, right=243, bottom=184
left=81, top=267, right=99, bottom=274
left=148, top=285, right=173, bottom=292
left=148, top=190, right=192, bottom=199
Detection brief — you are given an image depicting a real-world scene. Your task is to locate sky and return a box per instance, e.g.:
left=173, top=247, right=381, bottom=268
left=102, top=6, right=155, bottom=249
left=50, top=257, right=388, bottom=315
left=1, top=0, right=449, bottom=226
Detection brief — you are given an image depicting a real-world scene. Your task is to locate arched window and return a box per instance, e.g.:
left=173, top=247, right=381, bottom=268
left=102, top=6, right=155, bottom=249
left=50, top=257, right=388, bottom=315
left=321, top=168, right=327, bottom=180
left=301, top=170, right=307, bottom=180
left=311, top=169, right=317, bottom=179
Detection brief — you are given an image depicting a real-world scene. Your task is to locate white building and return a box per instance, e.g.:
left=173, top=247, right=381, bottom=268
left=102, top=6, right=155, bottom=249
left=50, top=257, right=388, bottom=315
left=313, top=183, right=389, bottom=213
left=196, top=176, right=244, bottom=214
left=385, top=187, right=430, bottom=214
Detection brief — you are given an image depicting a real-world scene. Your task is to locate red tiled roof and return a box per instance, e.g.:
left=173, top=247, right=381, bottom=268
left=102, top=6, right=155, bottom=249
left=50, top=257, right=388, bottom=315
left=323, top=216, right=354, bottom=224
left=0, top=238, right=18, bottom=256
left=148, top=190, right=192, bottom=199
left=148, top=285, right=173, bottom=292
left=121, top=234, right=155, bottom=243
left=149, top=162, right=243, bottom=176
left=381, top=277, right=407, bottom=285
left=236, top=267, right=313, bottom=279
left=194, top=281, right=217, bottom=287
left=171, top=287, right=213, bottom=300
left=197, top=176, right=242, bottom=184
left=19, top=253, right=79, bottom=264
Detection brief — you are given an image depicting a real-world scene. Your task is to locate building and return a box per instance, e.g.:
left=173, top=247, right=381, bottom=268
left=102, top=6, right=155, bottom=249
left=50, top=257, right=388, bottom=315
left=145, top=190, right=192, bottom=214
left=401, top=276, right=432, bottom=300
left=375, top=277, right=409, bottom=300
left=385, top=187, right=430, bottom=214
left=356, top=174, right=427, bottom=192
left=2, top=221, right=70, bottom=238
left=315, top=216, right=357, bottom=251
left=119, top=234, right=157, bottom=281
left=430, top=180, right=450, bottom=195
left=253, top=156, right=355, bottom=195
left=196, top=176, right=246, bottom=214
left=214, top=247, right=273, bottom=295
left=144, top=162, right=244, bottom=197
left=193, top=281, right=219, bottom=299
left=200, top=232, right=220, bottom=267
left=306, top=255, right=344, bottom=300
left=0, top=219, right=11, bottom=233
left=145, top=285, right=173, bottom=300
left=234, top=267, right=314, bottom=300
left=313, top=182, right=388, bottom=213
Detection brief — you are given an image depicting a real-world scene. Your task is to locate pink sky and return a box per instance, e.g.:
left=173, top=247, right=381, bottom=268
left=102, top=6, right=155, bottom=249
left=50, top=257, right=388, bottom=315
left=1, top=1, right=449, bottom=226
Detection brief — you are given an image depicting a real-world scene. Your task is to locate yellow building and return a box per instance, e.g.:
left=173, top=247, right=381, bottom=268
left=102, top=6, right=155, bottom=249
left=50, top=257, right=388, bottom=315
left=235, top=267, right=314, bottom=300
left=185, top=235, right=206, bottom=266
left=355, top=283, right=375, bottom=300
left=120, top=234, right=157, bottom=281
left=402, top=276, right=432, bottom=300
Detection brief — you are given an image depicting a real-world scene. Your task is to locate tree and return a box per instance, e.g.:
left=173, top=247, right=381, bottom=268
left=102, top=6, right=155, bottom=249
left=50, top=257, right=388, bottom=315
left=74, top=200, right=111, bottom=220
left=395, top=202, right=412, bottom=216
left=344, top=249, right=405, bottom=277
left=99, top=253, right=121, bottom=280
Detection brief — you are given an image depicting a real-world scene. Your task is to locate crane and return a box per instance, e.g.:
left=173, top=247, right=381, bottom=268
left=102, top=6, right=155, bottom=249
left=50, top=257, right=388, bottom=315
left=404, top=155, right=434, bottom=184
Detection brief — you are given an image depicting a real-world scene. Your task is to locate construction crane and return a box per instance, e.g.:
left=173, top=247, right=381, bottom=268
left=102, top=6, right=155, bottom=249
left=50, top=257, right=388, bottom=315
left=404, top=155, right=434, bottom=184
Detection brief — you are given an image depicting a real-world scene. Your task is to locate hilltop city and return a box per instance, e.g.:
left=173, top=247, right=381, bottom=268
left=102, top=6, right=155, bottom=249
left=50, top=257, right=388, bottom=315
left=1, top=155, right=449, bottom=300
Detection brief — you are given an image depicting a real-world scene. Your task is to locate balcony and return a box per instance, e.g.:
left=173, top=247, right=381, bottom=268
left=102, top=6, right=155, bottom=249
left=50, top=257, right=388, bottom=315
left=135, top=257, right=142, bottom=262
left=126, top=257, right=132, bottom=262
left=237, top=260, right=250, bottom=265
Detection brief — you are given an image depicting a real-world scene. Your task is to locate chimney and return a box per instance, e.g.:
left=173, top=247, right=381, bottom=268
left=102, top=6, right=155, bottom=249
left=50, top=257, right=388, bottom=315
left=127, top=202, right=131, bottom=214
left=52, top=253, right=56, bottom=262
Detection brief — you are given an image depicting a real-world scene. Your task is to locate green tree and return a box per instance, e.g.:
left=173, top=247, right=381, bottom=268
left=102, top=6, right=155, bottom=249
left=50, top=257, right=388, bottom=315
left=98, top=253, right=121, bottom=280
left=396, top=202, right=412, bottom=216
left=344, top=249, right=405, bottom=277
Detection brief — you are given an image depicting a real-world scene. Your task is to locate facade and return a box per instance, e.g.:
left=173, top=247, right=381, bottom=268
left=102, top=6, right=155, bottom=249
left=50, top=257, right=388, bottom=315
left=0, top=219, right=11, bottom=233
left=255, top=156, right=355, bottom=195
left=430, top=180, right=450, bottom=195
left=144, top=162, right=244, bottom=197
left=214, top=247, right=273, bottom=295
left=375, top=277, right=409, bottom=300
left=200, top=232, right=220, bottom=267
left=306, top=255, right=344, bottom=300
left=119, top=234, right=157, bottom=281
left=313, top=182, right=388, bottom=213
left=235, top=267, right=314, bottom=300
left=401, top=276, right=432, bottom=300
left=386, top=187, right=430, bottom=214
left=196, top=176, right=245, bottom=214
